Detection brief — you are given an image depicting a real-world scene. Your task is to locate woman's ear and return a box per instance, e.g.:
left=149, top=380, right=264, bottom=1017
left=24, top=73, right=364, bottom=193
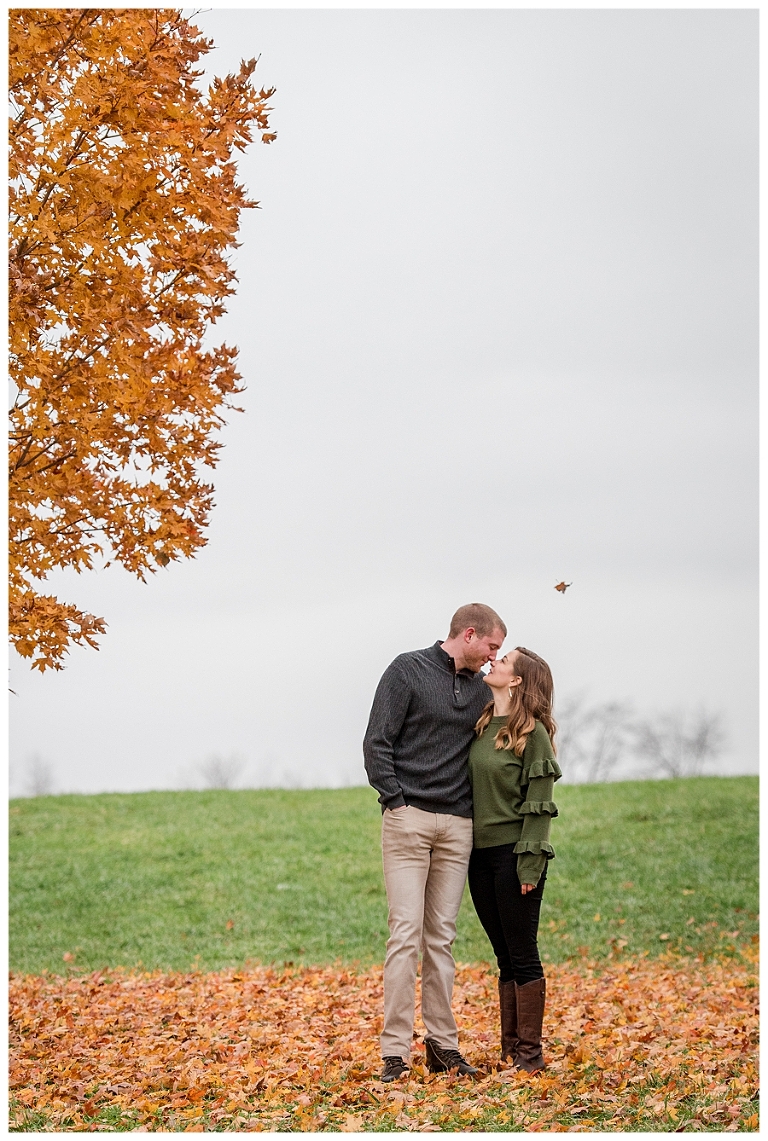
left=509, top=675, right=523, bottom=688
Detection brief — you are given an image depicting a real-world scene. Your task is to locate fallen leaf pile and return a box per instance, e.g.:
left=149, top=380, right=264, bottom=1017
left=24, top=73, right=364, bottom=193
left=10, top=950, right=758, bottom=1132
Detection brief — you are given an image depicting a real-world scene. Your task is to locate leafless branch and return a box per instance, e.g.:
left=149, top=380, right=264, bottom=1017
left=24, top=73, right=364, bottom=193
left=198, top=753, right=245, bottom=790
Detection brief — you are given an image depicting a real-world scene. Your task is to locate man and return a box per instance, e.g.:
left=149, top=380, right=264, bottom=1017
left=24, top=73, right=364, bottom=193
left=363, top=603, right=507, bottom=1082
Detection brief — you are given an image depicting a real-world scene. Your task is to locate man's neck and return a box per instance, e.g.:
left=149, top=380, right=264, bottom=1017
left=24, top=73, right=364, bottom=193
left=440, top=637, right=469, bottom=672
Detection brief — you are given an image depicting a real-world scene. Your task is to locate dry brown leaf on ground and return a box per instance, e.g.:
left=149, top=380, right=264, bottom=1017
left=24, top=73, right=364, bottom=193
left=9, top=950, right=758, bottom=1131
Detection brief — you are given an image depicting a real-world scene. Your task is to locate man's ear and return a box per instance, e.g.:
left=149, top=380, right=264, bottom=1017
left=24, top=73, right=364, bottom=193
left=463, top=627, right=476, bottom=643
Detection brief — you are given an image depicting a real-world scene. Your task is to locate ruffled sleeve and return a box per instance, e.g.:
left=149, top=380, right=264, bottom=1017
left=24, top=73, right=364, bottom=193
left=527, top=755, right=562, bottom=781
left=515, top=723, right=561, bottom=886
left=520, top=800, right=559, bottom=816
left=513, top=839, right=556, bottom=857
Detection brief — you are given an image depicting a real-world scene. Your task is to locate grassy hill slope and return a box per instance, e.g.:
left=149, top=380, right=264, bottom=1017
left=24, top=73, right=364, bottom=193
left=10, top=776, right=757, bottom=974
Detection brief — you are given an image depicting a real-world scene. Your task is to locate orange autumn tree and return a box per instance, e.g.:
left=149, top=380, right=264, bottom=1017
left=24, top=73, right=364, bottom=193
left=9, top=8, right=275, bottom=670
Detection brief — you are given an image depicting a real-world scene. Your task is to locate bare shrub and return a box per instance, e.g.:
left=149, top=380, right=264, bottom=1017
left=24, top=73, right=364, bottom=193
left=632, top=710, right=725, bottom=779
left=554, top=693, right=592, bottom=773
left=198, top=754, right=246, bottom=790
left=556, top=695, right=634, bottom=783
left=26, top=754, right=55, bottom=797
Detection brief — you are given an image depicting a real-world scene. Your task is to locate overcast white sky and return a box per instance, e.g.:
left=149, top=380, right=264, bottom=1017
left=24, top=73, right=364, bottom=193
left=9, top=8, right=758, bottom=796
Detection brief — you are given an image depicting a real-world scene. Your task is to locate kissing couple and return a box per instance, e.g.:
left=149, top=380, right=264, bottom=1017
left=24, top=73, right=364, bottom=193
left=363, top=602, right=561, bottom=1081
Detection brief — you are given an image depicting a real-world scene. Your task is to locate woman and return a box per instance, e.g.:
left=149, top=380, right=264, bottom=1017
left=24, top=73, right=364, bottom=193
left=467, top=646, right=561, bottom=1073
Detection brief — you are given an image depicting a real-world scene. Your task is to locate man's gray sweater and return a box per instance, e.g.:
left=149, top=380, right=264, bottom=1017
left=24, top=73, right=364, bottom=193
left=363, top=641, right=492, bottom=816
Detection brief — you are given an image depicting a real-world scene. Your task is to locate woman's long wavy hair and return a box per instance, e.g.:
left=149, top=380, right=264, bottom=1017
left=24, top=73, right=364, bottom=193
left=475, top=646, right=557, bottom=756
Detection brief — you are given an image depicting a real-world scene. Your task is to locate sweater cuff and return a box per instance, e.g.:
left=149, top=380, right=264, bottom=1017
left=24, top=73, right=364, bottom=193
left=382, top=790, right=406, bottom=810
left=517, top=851, right=547, bottom=886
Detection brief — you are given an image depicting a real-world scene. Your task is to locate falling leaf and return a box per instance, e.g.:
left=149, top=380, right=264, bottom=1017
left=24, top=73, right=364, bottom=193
left=225, top=920, right=235, bottom=930
left=62, top=952, right=74, bottom=962
left=554, top=582, right=573, bottom=593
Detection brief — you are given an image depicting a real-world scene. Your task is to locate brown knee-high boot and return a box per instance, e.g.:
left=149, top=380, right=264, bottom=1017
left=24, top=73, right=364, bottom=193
left=515, top=977, right=546, bottom=1073
left=498, top=979, right=518, bottom=1061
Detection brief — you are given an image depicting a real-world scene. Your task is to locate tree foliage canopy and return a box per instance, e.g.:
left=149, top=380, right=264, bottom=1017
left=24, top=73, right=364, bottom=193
left=9, top=8, right=275, bottom=670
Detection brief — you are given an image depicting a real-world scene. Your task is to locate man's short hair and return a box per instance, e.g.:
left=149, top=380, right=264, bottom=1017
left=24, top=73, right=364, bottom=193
left=448, top=603, right=507, bottom=640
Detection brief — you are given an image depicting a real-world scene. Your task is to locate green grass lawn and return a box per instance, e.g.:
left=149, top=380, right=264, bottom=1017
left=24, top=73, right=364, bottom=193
left=9, top=776, right=757, bottom=975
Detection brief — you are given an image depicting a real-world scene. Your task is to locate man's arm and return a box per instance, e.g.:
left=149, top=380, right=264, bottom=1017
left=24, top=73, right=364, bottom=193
left=363, top=660, right=412, bottom=810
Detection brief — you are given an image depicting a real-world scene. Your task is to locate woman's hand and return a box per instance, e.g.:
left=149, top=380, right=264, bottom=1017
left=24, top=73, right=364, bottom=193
left=520, top=882, right=535, bottom=895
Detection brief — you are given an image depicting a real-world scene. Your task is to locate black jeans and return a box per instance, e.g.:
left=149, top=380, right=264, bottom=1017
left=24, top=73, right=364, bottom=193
left=467, top=843, right=546, bottom=986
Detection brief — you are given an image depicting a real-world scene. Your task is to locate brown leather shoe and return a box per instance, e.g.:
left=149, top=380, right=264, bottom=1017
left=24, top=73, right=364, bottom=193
left=424, top=1038, right=478, bottom=1076
left=515, top=977, right=546, bottom=1073
left=499, top=979, right=518, bottom=1062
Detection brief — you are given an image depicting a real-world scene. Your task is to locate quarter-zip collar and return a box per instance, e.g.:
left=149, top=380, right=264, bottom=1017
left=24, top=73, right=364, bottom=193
left=430, top=640, right=478, bottom=678
left=428, top=640, right=483, bottom=702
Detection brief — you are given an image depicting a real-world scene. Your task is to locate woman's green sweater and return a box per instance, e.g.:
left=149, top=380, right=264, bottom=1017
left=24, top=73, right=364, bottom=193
left=468, top=716, right=562, bottom=886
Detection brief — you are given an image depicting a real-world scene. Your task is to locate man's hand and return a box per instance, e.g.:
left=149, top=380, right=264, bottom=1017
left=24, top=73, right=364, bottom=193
left=520, top=882, right=535, bottom=895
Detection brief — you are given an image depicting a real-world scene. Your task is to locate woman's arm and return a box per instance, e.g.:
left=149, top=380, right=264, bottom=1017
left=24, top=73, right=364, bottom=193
left=514, top=728, right=561, bottom=890
left=517, top=771, right=557, bottom=887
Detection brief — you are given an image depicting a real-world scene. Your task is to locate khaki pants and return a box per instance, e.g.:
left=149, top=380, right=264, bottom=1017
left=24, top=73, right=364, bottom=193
left=380, top=806, right=474, bottom=1059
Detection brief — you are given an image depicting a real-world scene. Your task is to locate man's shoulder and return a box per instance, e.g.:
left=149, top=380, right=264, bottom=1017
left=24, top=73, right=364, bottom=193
left=385, top=645, right=439, bottom=674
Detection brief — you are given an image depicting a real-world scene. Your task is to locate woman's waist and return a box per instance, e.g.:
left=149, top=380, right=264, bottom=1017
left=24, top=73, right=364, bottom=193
left=471, top=814, right=523, bottom=838
left=471, top=800, right=524, bottom=827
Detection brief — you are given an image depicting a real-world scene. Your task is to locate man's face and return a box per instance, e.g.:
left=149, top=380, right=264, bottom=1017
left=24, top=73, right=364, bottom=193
left=462, top=627, right=505, bottom=672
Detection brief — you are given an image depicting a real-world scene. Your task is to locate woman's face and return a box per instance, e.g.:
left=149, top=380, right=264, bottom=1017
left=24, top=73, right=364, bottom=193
left=484, top=651, right=522, bottom=690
